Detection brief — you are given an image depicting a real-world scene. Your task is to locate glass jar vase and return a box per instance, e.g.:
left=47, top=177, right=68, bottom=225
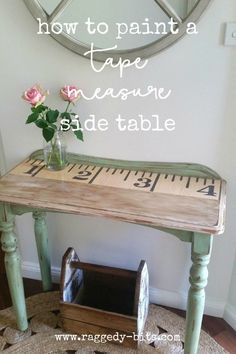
left=43, top=131, right=67, bottom=171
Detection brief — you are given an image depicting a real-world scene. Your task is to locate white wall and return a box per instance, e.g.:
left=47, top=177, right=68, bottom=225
left=225, top=253, right=236, bottom=329
left=1, top=0, right=236, bottom=321
left=0, top=130, right=6, bottom=176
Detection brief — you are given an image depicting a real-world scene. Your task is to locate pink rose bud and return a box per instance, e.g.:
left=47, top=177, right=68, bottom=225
left=60, top=85, right=80, bottom=103
left=22, top=85, right=49, bottom=106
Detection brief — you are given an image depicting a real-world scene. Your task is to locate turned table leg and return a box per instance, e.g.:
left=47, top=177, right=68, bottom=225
left=33, top=211, right=52, bottom=291
left=0, top=203, right=28, bottom=330
left=184, top=232, right=213, bottom=354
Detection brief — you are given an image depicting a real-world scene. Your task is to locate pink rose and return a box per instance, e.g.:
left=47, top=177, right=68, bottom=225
left=60, top=85, right=80, bottom=103
left=22, top=85, right=48, bottom=106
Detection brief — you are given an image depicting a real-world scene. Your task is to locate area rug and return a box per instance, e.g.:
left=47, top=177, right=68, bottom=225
left=0, top=291, right=228, bottom=354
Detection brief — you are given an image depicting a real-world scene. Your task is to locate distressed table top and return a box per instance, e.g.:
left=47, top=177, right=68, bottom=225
left=0, top=152, right=226, bottom=235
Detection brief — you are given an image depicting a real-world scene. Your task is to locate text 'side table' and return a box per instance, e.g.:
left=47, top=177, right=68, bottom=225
left=0, top=150, right=226, bottom=354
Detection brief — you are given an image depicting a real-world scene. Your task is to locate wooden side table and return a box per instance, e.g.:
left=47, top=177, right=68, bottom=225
left=0, top=150, right=226, bottom=354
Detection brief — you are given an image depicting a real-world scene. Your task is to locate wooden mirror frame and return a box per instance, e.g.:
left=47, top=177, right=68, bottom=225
left=24, top=0, right=212, bottom=62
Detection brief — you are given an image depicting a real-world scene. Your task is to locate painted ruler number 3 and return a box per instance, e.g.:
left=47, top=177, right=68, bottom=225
left=197, top=185, right=216, bottom=197
left=134, top=178, right=152, bottom=188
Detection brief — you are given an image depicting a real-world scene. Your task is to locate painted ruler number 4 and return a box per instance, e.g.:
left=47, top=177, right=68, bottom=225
left=197, top=185, right=216, bottom=197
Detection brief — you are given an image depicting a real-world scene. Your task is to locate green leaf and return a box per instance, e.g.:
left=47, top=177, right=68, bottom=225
left=60, top=119, right=71, bottom=131
left=48, top=123, right=57, bottom=130
left=73, top=128, right=84, bottom=142
left=26, top=113, right=38, bottom=124
left=42, top=127, right=55, bottom=142
left=61, top=112, right=71, bottom=122
left=35, top=119, right=48, bottom=128
left=61, top=112, right=70, bottom=118
left=46, top=109, right=59, bottom=123
left=31, top=105, right=47, bottom=114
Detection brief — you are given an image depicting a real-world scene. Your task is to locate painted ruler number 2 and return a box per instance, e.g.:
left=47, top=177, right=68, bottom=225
left=73, top=171, right=92, bottom=180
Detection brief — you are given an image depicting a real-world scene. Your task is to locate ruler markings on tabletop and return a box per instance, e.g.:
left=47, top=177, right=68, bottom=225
left=9, top=159, right=222, bottom=200
left=68, top=163, right=76, bottom=172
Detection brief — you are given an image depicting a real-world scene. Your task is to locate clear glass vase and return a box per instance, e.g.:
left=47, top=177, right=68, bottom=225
left=43, top=131, right=67, bottom=171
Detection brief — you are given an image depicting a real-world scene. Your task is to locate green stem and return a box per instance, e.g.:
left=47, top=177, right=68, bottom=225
left=59, top=101, right=71, bottom=133
left=65, top=101, right=71, bottom=113
left=47, top=134, right=63, bottom=167
left=46, top=101, right=70, bottom=168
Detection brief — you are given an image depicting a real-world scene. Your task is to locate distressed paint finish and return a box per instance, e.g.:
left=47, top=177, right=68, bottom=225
left=0, top=203, right=28, bottom=331
left=32, top=211, right=52, bottom=291
left=30, top=149, right=221, bottom=179
left=0, top=151, right=226, bottom=353
left=10, top=159, right=222, bottom=203
left=0, top=151, right=226, bottom=235
left=184, top=233, right=213, bottom=354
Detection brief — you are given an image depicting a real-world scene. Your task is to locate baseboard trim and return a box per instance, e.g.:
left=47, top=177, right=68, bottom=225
left=149, top=287, right=225, bottom=317
left=22, top=261, right=225, bottom=318
left=22, top=261, right=60, bottom=284
left=224, top=304, right=236, bottom=331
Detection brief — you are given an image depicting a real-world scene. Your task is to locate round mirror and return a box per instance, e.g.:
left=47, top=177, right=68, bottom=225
left=24, top=0, right=212, bottom=62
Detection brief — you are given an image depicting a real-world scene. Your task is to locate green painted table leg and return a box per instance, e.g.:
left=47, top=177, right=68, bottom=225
left=184, top=232, right=213, bottom=354
left=33, top=211, right=52, bottom=291
left=0, top=203, right=28, bottom=331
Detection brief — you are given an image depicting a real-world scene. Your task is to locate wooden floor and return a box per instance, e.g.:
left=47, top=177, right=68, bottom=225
left=0, top=275, right=235, bottom=353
